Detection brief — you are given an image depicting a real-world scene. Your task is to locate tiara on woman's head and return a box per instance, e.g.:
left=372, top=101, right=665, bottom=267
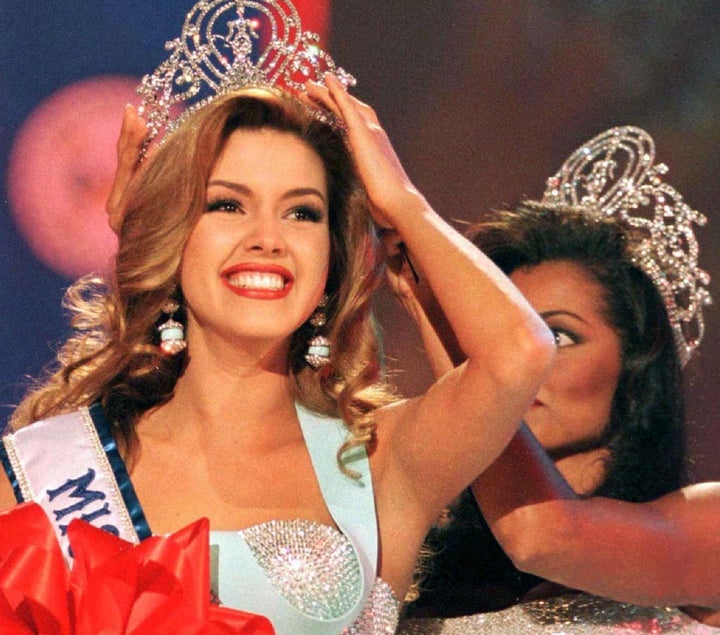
left=137, top=0, right=356, bottom=150
left=542, top=126, right=711, bottom=365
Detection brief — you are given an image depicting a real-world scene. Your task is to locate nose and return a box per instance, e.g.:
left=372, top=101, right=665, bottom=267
left=241, top=213, right=286, bottom=254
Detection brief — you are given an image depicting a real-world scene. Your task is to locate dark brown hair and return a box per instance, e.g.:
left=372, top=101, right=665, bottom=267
left=470, top=201, right=685, bottom=501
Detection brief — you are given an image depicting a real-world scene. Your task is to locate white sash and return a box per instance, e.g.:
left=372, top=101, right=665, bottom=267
left=1, top=406, right=144, bottom=562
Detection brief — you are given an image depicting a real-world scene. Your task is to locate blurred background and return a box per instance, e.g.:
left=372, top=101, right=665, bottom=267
left=1, top=1, right=719, bottom=481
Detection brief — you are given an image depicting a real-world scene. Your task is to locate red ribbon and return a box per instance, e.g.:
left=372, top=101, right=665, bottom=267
left=0, top=503, right=274, bottom=635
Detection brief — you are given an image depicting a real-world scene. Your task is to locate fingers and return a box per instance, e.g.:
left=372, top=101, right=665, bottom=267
left=303, top=81, right=342, bottom=121
left=323, top=73, right=380, bottom=128
left=304, top=75, right=380, bottom=129
left=106, top=105, right=148, bottom=234
left=306, top=75, right=416, bottom=230
left=117, top=104, right=147, bottom=160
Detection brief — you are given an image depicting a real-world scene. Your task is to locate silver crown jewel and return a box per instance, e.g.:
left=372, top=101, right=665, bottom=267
left=137, top=0, right=357, bottom=148
left=542, top=126, right=711, bottom=365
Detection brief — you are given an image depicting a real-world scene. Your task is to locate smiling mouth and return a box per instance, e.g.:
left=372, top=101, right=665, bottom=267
left=226, top=272, right=286, bottom=290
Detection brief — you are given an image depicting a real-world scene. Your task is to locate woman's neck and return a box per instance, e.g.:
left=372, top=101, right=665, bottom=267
left=141, top=336, right=300, bottom=447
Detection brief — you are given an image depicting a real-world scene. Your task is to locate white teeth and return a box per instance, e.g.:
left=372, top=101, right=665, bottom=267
left=228, top=272, right=285, bottom=290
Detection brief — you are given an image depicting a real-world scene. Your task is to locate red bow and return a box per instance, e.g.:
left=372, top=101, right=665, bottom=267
left=0, top=503, right=274, bottom=635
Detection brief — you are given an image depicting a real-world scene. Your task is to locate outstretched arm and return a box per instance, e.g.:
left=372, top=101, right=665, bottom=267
left=477, top=464, right=720, bottom=616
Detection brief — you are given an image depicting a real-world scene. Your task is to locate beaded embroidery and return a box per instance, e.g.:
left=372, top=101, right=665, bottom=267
left=214, top=519, right=400, bottom=633
left=398, top=592, right=717, bottom=634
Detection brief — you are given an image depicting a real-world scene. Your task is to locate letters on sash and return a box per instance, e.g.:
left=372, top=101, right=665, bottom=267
left=47, top=468, right=119, bottom=540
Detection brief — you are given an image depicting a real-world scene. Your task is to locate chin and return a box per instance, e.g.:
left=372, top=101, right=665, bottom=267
left=523, top=417, right=553, bottom=448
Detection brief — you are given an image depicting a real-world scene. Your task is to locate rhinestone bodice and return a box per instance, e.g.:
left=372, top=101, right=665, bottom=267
left=211, top=520, right=399, bottom=634
left=240, top=519, right=363, bottom=619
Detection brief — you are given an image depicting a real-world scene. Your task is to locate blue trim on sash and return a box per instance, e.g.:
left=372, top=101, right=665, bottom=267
left=87, top=403, right=152, bottom=541
left=0, top=440, right=23, bottom=503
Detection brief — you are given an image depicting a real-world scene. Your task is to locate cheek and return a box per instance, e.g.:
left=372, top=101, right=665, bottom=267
left=305, top=230, right=331, bottom=285
left=179, top=223, right=226, bottom=296
left=552, top=350, right=621, bottom=417
left=179, top=233, right=204, bottom=289
left=182, top=217, right=239, bottom=268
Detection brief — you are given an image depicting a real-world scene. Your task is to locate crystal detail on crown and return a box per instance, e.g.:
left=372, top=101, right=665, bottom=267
left=542, top=126, right=711, bottom=365
left=137, top=0, right=356, bottom=148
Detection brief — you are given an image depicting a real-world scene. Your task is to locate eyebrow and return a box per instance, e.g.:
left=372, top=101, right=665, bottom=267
left=207, top=179, right=327, bottom=205
left=540, top=309, right=589, bottom=324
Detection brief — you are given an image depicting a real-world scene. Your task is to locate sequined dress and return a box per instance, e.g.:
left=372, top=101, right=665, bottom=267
left=398, top=592, right=720, bottom=634
left=0, top=403, right=401, bottom=634
left=206, top=404, right=401, bottom=633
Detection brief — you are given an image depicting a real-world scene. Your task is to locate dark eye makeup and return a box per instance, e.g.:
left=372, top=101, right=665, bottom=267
left=206, top=198, right=242, bottom=213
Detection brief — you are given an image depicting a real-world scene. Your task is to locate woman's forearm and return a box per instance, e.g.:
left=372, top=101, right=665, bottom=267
left=476, top=453, right=720, bottom=610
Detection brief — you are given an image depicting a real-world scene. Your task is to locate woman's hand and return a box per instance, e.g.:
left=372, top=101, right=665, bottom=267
left=383, top=231, right=420, bottom=313
left=105, top=104, right=148, bottom=234
left=305, top=75, right=427, bottom=229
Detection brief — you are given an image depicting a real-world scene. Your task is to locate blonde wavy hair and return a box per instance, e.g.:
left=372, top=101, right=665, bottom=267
left=11, top=88, right=397, bottom=469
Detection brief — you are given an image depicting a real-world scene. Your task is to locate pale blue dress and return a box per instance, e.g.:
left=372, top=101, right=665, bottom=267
left=1, top=403, right=400, bottom=634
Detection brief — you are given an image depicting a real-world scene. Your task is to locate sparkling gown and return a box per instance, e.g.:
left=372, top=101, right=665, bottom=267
left=398, top=592, right=720, bottom=634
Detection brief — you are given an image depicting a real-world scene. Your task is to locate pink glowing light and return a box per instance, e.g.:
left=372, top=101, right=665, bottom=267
left=7, top=76, right=138, bottom=279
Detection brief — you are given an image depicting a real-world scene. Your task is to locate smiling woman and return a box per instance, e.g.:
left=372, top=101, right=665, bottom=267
left=0, top=1, right=556, bottom=632
left=182, top=128, right=331, bottom=351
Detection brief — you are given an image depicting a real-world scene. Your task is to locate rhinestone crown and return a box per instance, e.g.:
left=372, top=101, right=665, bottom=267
left=542, top=126, right=710, bottom=365
left=137, top=0, right=356, bottom=148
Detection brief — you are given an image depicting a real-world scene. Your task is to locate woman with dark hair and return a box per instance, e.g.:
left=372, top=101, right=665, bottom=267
left=474, top=201, right=686, bottom=504
left=397, top=127, right=720, bottom=631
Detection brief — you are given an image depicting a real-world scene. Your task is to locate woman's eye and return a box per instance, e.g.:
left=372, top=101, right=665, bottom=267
left=288, top=206, right=323, bottom=222
left=551, top=328, right=579, bottom=348
left=206, top=199, right=242, bottom=213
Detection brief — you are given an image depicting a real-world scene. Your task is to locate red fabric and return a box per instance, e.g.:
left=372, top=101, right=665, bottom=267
left=0, top=503, right=274, bottom=635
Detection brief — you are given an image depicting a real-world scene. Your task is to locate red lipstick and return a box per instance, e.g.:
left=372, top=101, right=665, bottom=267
left=221, top=263, right=294, bottom=300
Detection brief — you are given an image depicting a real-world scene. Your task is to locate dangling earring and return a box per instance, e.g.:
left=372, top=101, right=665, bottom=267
left=157, top=298, right=187, bottom=355
left=305, top=294, right=331, bottom=369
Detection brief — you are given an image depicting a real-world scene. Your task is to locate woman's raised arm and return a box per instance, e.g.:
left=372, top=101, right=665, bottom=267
left=307, top=76, right=555, bottom=522
left=474, top=444, right=720, bottom=618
